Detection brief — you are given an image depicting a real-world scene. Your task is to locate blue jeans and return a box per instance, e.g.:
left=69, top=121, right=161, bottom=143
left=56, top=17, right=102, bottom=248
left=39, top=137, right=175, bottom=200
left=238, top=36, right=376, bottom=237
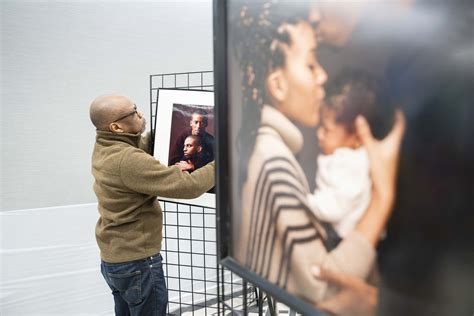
left=101, top=253, right=168, bottom=316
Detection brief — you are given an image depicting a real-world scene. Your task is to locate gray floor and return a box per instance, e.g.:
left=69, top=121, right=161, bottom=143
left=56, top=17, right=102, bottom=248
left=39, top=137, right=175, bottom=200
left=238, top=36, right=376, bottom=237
left=172, top=294, right=298, bottom=316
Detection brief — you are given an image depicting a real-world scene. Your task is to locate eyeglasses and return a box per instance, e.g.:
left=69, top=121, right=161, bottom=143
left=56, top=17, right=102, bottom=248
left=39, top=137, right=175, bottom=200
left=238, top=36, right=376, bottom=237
left=113, top=104, right=138, bottom=122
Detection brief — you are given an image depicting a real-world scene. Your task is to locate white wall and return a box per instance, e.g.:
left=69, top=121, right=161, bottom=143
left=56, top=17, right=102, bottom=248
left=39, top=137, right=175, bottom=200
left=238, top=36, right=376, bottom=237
left=1, top=204, right=111, bottom=315
left=1, top=1, right=214, bottom=314
left=0, top=202, right=221, bottom=315
left=1, top=0, right=214, bottom=211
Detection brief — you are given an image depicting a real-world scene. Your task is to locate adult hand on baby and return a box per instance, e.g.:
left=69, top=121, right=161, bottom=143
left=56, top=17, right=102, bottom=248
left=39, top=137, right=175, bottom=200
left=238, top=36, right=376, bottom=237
left=355, top=109, right=406, bottom=204
left=312, top=266, right=377, bottom=316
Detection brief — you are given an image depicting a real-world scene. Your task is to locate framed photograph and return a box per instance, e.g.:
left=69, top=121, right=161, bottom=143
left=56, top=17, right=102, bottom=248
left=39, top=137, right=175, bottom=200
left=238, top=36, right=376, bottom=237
left=215, top=0, right=473, bottom=315
left=154, top=88, right=215, bottom=208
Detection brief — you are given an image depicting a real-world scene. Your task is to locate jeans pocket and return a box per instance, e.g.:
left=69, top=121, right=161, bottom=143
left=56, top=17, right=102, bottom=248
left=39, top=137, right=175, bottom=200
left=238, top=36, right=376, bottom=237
left=107, top=270, right=143, bottom=305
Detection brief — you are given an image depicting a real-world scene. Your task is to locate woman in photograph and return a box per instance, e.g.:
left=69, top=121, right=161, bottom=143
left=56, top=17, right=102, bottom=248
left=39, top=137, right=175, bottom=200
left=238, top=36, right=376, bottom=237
left=232, top=0, right=405, bottom=305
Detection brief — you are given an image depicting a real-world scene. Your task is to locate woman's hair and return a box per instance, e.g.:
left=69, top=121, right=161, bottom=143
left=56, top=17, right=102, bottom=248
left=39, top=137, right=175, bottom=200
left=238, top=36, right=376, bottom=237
left=324, top=68, right=394, bottom=138
left=232, top=0, right=312, bottom=186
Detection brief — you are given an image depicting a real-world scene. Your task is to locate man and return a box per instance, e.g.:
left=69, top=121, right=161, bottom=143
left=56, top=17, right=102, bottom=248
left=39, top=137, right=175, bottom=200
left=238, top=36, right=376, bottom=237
left=174, top=135, right=206, bottom=173
left=183, top=135, right=201, bottom=160
left=89, top=93, right=215, bottom=315
left=169, top=109, right=214, bottom=167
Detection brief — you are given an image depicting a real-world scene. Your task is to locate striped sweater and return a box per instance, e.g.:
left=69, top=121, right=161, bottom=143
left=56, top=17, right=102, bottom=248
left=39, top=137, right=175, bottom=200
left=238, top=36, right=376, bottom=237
left=236, top=105, right=375, bottom=304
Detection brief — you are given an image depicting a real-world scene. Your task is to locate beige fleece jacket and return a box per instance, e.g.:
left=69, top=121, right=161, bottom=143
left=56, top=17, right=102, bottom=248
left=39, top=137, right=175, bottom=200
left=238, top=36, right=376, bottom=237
left=92, top=130, right=214, bottom=263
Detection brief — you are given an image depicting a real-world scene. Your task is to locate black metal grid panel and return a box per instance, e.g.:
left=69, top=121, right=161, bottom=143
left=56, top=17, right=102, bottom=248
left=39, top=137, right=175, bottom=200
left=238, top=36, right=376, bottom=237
left=150, top=71, right=252, bottom=315
left=150, top=71, right=214, bottom=151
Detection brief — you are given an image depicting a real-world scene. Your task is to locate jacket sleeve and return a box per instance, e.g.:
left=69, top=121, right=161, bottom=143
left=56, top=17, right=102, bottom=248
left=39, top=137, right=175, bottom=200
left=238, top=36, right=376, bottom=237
left=275, top=165, right=374, bottom=303
left=271, top=191, right=375, bottom=303
left=288, top=224, right=376, bottom=303
left=299, top=155, right=375, bottom=301
left=120, top=147, right=215, bottom=198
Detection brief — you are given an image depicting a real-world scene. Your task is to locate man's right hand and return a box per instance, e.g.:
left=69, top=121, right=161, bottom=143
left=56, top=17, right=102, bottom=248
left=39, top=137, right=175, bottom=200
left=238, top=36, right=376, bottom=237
left=355, top=109, right=406, bottom=204
left=175, top=160, right=195, bottom=172
left=354, top=109, right=406, bottom=246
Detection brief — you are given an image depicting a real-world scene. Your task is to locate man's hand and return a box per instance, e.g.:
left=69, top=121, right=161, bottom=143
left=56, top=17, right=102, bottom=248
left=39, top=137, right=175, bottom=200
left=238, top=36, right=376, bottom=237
left=355, top=109, right=406, bottom=202
left=312, top=266, right=377, bottom=316
left=175, top=160, right=195, bottom=172
left=354, top=109, right=406, bottom=245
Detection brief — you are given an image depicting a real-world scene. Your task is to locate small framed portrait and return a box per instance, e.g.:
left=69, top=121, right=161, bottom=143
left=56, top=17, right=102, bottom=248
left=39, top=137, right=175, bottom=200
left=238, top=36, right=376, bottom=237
left=154, top=88, right=215, bottom=207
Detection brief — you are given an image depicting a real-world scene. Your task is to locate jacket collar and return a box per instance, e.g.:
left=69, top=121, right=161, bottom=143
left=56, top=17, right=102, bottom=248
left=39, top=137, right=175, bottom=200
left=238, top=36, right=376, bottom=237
left=260, top=105, right=303, bottom=154
left=96, top=130, right=142, bottom=148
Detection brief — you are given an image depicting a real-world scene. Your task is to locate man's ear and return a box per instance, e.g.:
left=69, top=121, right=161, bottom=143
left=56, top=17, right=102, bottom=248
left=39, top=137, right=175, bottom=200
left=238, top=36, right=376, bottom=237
left=109, top=122, right=124, bottom=133
left=266, top=69, right=287, bottom=103
left=197, top=145, right=202, bottom=153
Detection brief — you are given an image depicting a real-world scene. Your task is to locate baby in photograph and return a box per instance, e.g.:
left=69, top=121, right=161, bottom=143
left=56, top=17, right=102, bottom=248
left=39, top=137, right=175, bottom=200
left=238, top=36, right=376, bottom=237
left=308, top=69, right=382, bottom=238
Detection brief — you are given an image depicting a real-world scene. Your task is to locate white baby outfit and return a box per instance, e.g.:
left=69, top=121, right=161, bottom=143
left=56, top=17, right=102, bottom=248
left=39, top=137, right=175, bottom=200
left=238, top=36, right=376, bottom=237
left=307, top=147, right=371, bottom=238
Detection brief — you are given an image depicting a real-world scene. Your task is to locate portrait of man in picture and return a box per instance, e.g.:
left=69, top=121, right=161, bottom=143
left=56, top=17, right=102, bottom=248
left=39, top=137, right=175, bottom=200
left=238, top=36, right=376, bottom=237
left=168, top=106, right=215, bottom=174
left=174, top=135, right=208, bottom=173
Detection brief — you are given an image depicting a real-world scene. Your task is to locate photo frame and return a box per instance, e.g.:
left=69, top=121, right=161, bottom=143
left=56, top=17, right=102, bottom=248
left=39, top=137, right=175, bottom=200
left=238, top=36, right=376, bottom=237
left=214, top=2, right=325, bottom=314
left=154, top=88, right=215, bottom=208
left=215, top=0, right=473, bottom=315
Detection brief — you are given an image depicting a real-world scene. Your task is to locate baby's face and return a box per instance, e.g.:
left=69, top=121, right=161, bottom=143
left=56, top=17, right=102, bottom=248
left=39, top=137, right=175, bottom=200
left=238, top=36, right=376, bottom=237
left=183, top=137, right=199, bottom=158
left=317, top=107, right=359, bottom=155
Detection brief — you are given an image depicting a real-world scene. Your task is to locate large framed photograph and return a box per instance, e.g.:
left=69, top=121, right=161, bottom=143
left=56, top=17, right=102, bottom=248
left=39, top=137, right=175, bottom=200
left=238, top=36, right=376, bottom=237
left=154, top=88, right=215, bottom=208
left=214, top=0, right=473, bottom=314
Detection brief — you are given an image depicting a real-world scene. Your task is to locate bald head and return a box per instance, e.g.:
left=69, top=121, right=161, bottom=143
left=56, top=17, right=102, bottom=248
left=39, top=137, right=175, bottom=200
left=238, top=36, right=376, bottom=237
left=90, top=94, right=133, bottom=131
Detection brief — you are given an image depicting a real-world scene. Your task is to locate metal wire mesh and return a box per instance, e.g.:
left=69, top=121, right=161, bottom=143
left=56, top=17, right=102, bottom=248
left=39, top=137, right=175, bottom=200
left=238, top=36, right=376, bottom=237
left=150, top=71, right=254, bottom=315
